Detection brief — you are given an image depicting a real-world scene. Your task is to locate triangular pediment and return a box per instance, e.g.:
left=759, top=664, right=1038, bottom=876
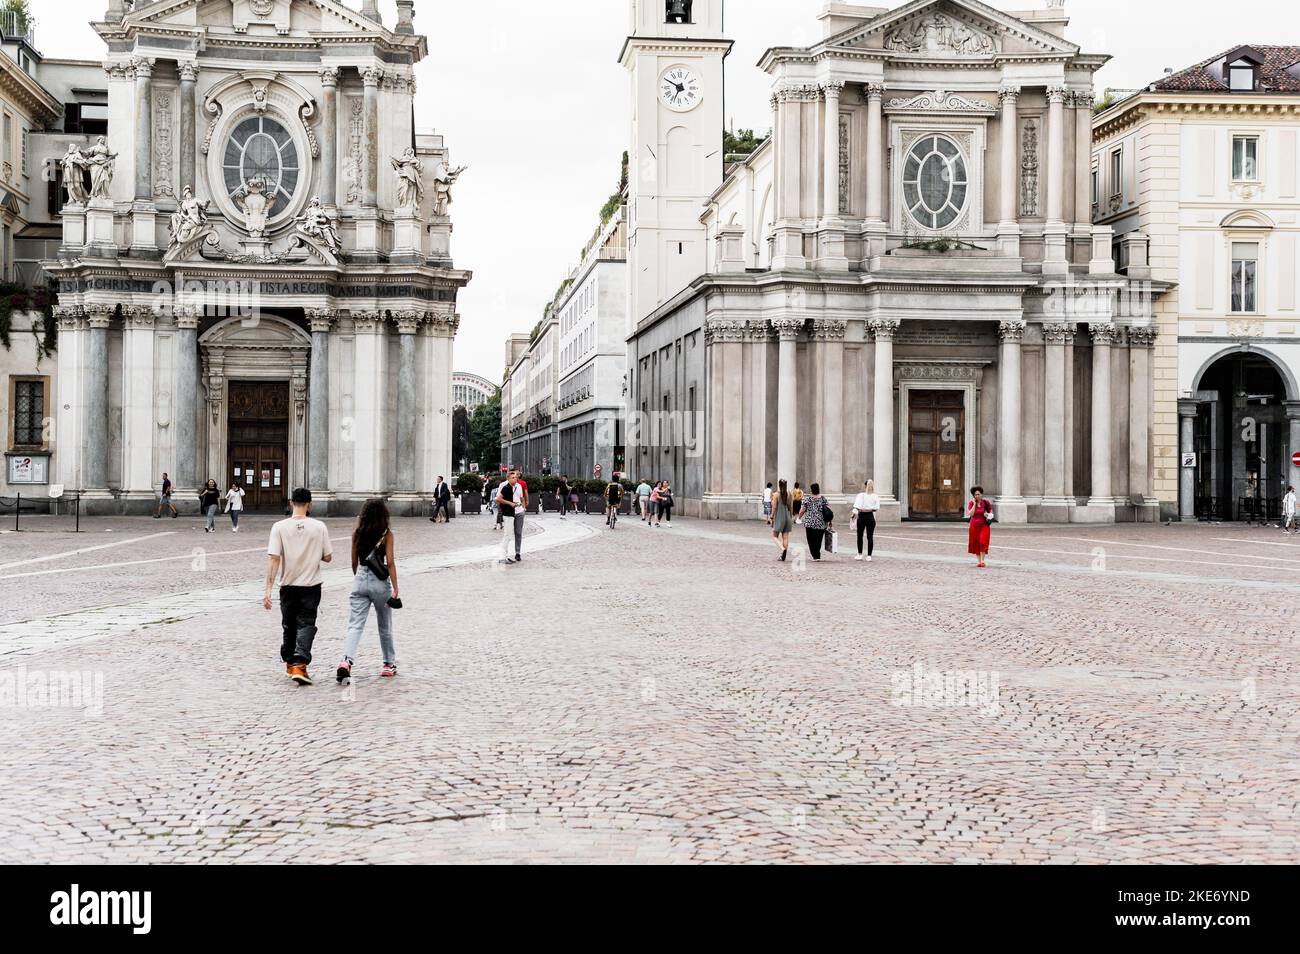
left=829, top=0, right=1079, bottom=58
left=127, top=0, right=387, bottom=39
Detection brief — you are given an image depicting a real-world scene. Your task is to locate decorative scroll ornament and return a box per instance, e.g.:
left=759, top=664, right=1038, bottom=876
left=344, top=99, right=364, bottom=204
left=869, top=318, right=902, bottom=341
left=999, top=319, right=1027, bottom=342
left=1042, top=322, right=1076, bottom=345
left=1020, top=119, right=1040, bottom=217
left=885, top=89, right=996, bottom=115
left=153, top=89, right=174, bottom=198
left=884, top=13, right=998, bottom=56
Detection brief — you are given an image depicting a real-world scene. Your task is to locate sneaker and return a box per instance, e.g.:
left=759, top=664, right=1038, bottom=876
left=336, top=657, right=353, bottom=683
left=515, top=554, right=522, bottom=562
left=855, top=554, right=863, bottom=561
left=381, top=663, right=398, bottom=678
left=502, top=558, right=515, bottom=565
left=866, top=556, right=873, bottom=562
left=288, top=664, right=312, bottom=686
left=153, top=514, right=160, bottom=519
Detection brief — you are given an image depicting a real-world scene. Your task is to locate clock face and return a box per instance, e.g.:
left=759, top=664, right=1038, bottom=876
left=659, top=66, right=703, bottom=112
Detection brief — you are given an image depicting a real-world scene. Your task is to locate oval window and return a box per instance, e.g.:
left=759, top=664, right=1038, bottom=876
left=902, top=135, right=968, bottom=230
left=221, top=115, right=301, bottom=211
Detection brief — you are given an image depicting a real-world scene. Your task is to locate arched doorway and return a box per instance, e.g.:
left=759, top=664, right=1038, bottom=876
left=1190, top=350, right=1297, bottom=521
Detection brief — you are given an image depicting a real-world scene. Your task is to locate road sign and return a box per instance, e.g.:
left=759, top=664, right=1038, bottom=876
left=1292, top=452, right=1300, bottom=468
left=1181, top=452, right=1197, bottom=469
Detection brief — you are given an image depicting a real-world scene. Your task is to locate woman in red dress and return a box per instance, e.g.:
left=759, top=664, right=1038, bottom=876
left=967, top=486, right=993, bottom=568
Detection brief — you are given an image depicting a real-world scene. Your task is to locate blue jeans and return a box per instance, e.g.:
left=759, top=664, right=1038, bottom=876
left=342, top=567, right=395, bottom=664
left=205, top=504, right=217, bottom=531
left=229, top=509, right=240, bottom=528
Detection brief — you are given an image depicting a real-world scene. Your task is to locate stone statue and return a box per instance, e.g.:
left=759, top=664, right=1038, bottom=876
left=391, top=147, right=424, bottom=212
left=84, top=136, right=118, bottom=200
left=295, top=196, right=341, bottom=253
left=235, top=176, right=277, bottom=237
left=59, top=144, right=89, bottom=206
left=886, top=13, right=996, bottom=56
left=431, top=161, right=466, bottom=217
left=168, top=186, right=211, bottom=246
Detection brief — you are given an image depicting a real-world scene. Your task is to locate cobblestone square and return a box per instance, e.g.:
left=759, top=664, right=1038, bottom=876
left=1, top=512, right=1296, bottom=864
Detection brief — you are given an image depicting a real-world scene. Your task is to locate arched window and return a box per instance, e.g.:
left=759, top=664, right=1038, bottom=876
left=222, top=115, right=301, bottom=208
left=902, top=135, right=968, bottom=230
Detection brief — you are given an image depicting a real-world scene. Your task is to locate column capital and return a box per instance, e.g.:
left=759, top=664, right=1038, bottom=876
left=809, top=319, right=847, bottom=341
left=129, top=56, right=155, bottom=80
left=393, top=309, right=422, bottom=335
left=1126, top=325, right=1158, bottom=348
left=704, top=318, right=749, bottom=343
left=53, top=304, right=84, bottom=331
left=360, top=65, right=385, bottom=88
left=773, top=83, right=822, bottom=105
left=864, top=82, right=887, bottom=101
left=123, top=305, right=156, bottom=328
left=999, top=319, right=1027, bottom=342
left=306, top=307, right=337, bottom=333
left=352, top=309, right=383, bottom=333
left=1042, top=321, right=1075, bottom=345
left=319, top=66, right=340, bottom=88
left=1089, top=322, right=1119, bottom=345
left=1046, top=85, right=1069, bottom=103
left=174, top=306, right=201, bottom=330
left=1177, top=398, right=1200, bottom=418
left=998, top=85, right=1021, bottom=106
left=1070, top=88, right=1095, bottom=109
left=869, top=318, right=901, bottom=341
left=423, top=308, right=458, bottom=337
left=771, top=317, right=804, bottom=341
left=820, top=80, right=846, bottom=98
left=84, top=303, right=114, bottom=328
left=745, top=319, right=773, bottom=341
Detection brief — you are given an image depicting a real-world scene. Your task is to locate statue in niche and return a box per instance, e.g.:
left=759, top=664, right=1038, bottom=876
left=84, top=136, right=118, bottom=200
left=390, top=147, right=424, bottom=212
left=59, top=144, right=90, bottom=206
left=295, top=195, right=341, bottom=253
left=235, top=176, right=277, bottom=237
left=431, top=161, right=467, bottom=217
left=168, top=185, right=211, bottom=246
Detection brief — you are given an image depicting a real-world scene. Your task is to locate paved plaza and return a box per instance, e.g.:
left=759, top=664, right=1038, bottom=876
left=0, top=511, right=1297, bottom=864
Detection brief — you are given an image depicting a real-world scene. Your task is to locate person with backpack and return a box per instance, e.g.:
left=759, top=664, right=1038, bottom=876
left=605, top=479, right=624, bottom=528
left=337, top=498, right=401, bottom=682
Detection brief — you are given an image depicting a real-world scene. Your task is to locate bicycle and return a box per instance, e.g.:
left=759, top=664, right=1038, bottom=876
left=606, top=505, right=619, bottom=529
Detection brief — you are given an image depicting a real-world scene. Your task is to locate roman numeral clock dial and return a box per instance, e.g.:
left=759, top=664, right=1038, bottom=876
left=659, top=66, right=703, bottom=112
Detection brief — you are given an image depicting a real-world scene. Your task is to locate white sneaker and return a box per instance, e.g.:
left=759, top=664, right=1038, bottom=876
left=855, top=554, right=863, bottom=561
left=866, top=556, right=872, bottom=562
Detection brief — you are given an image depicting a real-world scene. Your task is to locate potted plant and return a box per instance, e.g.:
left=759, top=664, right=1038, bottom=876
left=455, top=472, right=482, bottom=515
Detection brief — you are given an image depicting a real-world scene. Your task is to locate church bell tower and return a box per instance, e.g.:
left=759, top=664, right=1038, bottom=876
left=622, top=0, right=731, bottom=326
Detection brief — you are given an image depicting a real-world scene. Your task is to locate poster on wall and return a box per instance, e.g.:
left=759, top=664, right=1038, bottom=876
left=7, top=455, right=49, bottom=485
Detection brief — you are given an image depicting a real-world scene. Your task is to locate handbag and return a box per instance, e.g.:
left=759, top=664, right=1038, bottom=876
left=821, top=502, right=834, bottom=523
left=364, top=534, right=390, bottom=581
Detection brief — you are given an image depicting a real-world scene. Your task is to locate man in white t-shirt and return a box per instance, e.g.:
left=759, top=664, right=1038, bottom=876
left=1284, top=485, right=1297, bottom=533
left=763, top=483, right=774, bottom=519
left=264, top=487, right=333, bottom=685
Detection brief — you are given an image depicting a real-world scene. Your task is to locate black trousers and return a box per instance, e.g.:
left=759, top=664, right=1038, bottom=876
left=279, top=584, right=322, bottom=665
left=805, top=527, right=825, bottom=560
left=433, top=499, right=451, bottom=520
left=856, top=512, right=876, bottom=556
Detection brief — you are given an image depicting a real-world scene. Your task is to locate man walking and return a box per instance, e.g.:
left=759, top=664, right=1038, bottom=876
left=511, top=470, right=528, bottom=561
left=557, top=475, right=571, bottom=519
left=636, top=478, right=651, bottom=521
left=154, top=472, right=177, bottom=519
left=430, top=476, right=452, bottom=523
left=263, top=488, right=333, bottom=686
left=1284, top=485, right=1297, bottom=534
left=496, top=473, right=518, bottom=564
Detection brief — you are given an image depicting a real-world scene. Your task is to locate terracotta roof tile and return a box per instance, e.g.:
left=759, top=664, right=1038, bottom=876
left=1149, top=45, right=1300, bottom=93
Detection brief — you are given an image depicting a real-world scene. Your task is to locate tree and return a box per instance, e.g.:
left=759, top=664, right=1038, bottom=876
left=468, top=391, right=502, bottom=472
left=724, top=128, right=768, bottom=157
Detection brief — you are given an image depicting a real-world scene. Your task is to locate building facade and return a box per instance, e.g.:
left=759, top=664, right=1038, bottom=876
left=1094, top=45, right=1300, bottom=521
left=36, top=0, right=470, bottom=515
left=624, top=0, right=1165, bottom=522
left=452, top=370, right=497, bottom=415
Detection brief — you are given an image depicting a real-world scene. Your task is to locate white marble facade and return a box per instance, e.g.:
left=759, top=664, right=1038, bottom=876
left=45, top=0, right=470, bottom=514
left=624, top=0, right=1166, bottom=522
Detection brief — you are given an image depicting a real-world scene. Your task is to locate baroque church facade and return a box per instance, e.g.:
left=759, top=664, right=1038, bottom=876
left=624, top=0, right=1167, bottom=523
left=46, top=0, right=470, bottom=514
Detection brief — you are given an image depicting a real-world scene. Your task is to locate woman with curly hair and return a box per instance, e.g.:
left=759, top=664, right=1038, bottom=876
left=337, top=498, right=401, bottom=682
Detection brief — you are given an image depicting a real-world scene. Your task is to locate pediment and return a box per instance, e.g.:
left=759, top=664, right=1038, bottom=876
left=128, top=0, right=386, bottom=38
left=830, top=0, right=1079, bottom=58
left=200, top=315, right=311, bottom=348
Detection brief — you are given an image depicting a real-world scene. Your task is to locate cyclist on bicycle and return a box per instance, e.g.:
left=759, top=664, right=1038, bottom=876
left=605, top=480, right=624, bottom=527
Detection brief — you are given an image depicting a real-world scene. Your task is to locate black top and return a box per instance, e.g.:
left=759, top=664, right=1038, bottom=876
left=199, top=488, right=220, bottom=509
left=357, top=528, right=389, bottom=570
left=498, top=482, right=516, bottom=517
left=557, top=481, right=569, bottom=497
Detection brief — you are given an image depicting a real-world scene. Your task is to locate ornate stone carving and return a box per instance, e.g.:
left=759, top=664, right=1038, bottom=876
left=1089, top=322, right=1119, bottom=345
left=773, top=84, right=822, bottom=104
left=771, top=318, right=804, bottom=340
left=432, top=161, right=466, bottom=217
left=84, top=303, right=114, bottom=328
left=1046, top=85, right=1069, bottom=104
left=1126, top=326, right=1158, bottom=348
left=234, top=177, right=276, bottom=237
left=300, top=102, right=320, bottom=158
left=864, top=83, right=886, bottom=101
left=704, top=319, right=749, bottom=343
left=352, top=310, right=383, bottom=333
left=123, top=305, right=156, bottom=328
left=999, top=319, right=1027, bottom=341
left=59, top=144, right=89, bottom=206
left=153, top=89, right=174, bottom=198
left=884, top=13, right=998, bottom=56
left=306, top=308, right=336, bottom=333
left=167, top=186, right=212, bottom=248
left=53, top=304, right=84, bottom=331
left=84, top=136, right=117, bottom=200
left=174, top=306, right=201, bottom=330
left=998, top=86, right=1020, bottom=107
left=293, top=196, right=342, bottom=255
left=201, top=99, right=222, bottom=155
left=1020, top=119, right=1040, bottom=217
left=869, top=318, right=901, bottom=341
left=319, top=66, right=339, bottom=88
left=360, top=66, right=385, bottom=88
left=179, top=61, right=199, bottom=83
left=129, top=56, right=154, bottom=80
left=393, top=310, right=422, bottom=335
left=1042, top=322, right=1076, bottom=345
left=885, top=89, right=996, bottom=115
left=820, top=80, right=845, bottom=98
left=810, top=319, right=847, bottom=341
left=895, top=362, right=984, bottom=382
left=838, top=114, right=851, bottom=215
left=1227, top=319, right=1265, bottom=339
left=344, top=98, right=364, bottom=204
left=391, top=148, right=424, bottom=212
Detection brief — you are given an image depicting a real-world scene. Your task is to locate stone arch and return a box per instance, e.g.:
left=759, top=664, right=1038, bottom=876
left=1192, top=343, right=1299, bottom=401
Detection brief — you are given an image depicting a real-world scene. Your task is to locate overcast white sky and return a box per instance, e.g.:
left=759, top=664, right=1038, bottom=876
left=39, top=0, right=1296, bottom=379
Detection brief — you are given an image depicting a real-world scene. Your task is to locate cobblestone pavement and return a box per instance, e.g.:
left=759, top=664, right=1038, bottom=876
left=1, top=513, right=1297, bottom=863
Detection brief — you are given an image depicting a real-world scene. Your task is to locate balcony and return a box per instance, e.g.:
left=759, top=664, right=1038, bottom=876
left=0, top=9, right=34, bottom=46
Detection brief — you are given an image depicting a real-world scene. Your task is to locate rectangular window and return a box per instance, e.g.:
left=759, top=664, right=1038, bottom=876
left=1109, top=148, right=1123, bottom=197
left=1232, top=136, right=1259, bottom=180
left=20, top=127, right=28, bottom=176
left=1091, top=168, right=1099, bottom=205
left=1228, top=63, right=1255, bottom=91
left=12, top=378, right=45, bottom=448
left=1231, top=241, right=1259, bottom=313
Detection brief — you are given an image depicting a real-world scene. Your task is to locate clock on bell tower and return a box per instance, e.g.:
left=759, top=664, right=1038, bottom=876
left=621, top=0, right=731, bottom=325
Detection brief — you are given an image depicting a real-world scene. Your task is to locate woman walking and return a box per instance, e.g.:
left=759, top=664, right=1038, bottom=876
left=648, top=482, right=661, bottom=526
left=801, top=482, right=829, bottom=561
left=223, top=480, right=246, bottom=533
left=337, top=498, right=400, bottom=682
left=792, top=482, right=804, bottom=526
left=769, top=478, right=793, bottom=561
left=199, top=479, right=220, bottom=533
left=852, top=480, right=880, bottom=562
left=657, top=481, right=675, bottom=527
left=967, top=486, right=994, bottom=568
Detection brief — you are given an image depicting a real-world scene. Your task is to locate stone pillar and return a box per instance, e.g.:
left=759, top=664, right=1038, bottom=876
left=105, top=0, right=125, bottom=23
left=870, top=319, right=900, bottom=504
left=864, top=83, right=886, bottom=261
left=361, top=66, right=382, bottom=209
left=179, top=61, right=198, bottom=195
left=1042, top=322, right=1074, bottom=516
left=133, top=58, right=154, bottom=202
left=84, top=304, right=114, bottom=492
left=1043, top=85, right=1069, bottom=275
left=318, top=68, right=339, bottom=208
left=173, top=307, right=200, bottom=490
left=821, top=81, right=843, bottom=223
left=1178, top=399, right=1198, bottom=521
left=1128, top=326, right=1158, bottom=515
left=998, top=320, right=1027, bottom=522
left=813, top=320, right=846, bottom=494
left=395, top=311, right=421, bottom=494
left=360, top=0, right=381, bottom=22
left=773, top=318, right=801, bottom=486
left=997, top=86, right=1020, bottom=255
left=1288, top=401, right=1300, bottom=495
left=1086, top=323, right=1117, bottom=520
left=307, top=309, right=333, bottom=492
left=1074, top=89, right=1093, bottom=231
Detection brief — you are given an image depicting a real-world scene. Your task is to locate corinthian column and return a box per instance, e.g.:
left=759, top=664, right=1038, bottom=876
left=864, top=83, right=886, bottom=261
left=361, top=66, right=383, bottom=209
left=319, top=67, right=339, bottom=208
left=179, top=61, right=198, bottom=195
left=772, top=318, right=801, bottom=487
left=1127, top=326, right=1157, bottom=516
left=84, top=304, right=114, bottom=492
left=1042, top=321, right=1074, bottom=517
left=1087, top=323, right=1117, bottom=520
left=1044, top=85, right=1070, bottom=275
left=1074, top=89, right=1094, bottom=231
left=997, top=86, right=1020, bottom=256
left=998, top=320, right=1027, bottom=522
left=821, top=81, right=843, bottom=223
left=307, top=309, right=334, bottom=492
left=812, top=319, right=846, bottom=493
left=870, top=319, right=900, bottom=505
left=173, top=307, right=200, bottom=490
left=395, top=311, right=421, bottom=493
left=133, top=57, right=154, bottom=202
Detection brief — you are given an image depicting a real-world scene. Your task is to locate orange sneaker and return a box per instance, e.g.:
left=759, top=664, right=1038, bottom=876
left=288, top=664, right=313, bottom=686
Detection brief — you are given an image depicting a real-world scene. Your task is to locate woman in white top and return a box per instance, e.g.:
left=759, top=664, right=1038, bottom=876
left=223, top=480, right=246, bottom=532
left=851, top=480, right=881, bottom=561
